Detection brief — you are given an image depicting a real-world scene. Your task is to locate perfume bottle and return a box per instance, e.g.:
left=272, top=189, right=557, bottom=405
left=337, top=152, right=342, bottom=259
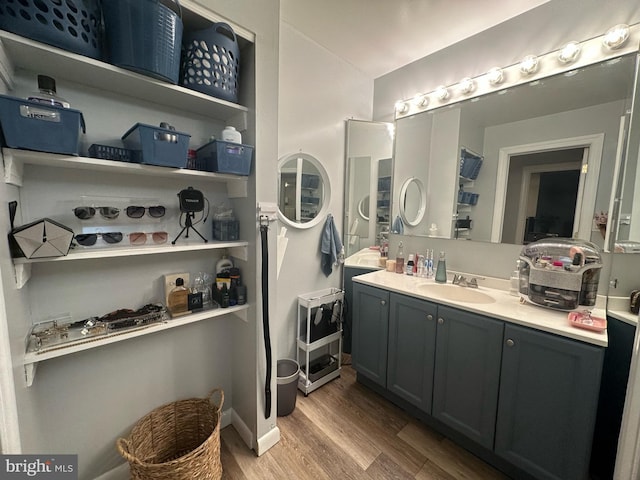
left=168, top=278, right=189, bottom=315
left=395, top=241, right=405, bottom=274
left=27, top=75, right=70, bottom=108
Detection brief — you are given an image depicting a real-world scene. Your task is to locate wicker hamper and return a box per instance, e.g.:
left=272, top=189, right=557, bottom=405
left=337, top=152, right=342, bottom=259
left=117, top=388, right=224, bottom=480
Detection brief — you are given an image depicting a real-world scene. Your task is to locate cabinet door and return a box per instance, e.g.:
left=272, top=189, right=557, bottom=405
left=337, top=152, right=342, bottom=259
left=433, top=305, right=504, bottom=449
left=495, top=324, right=604, bottom=480
left=343, top=266, right=376, bottom=354
left=387, top=293, right=437, bottom=413
left=352, top=283, right=389, bottom=387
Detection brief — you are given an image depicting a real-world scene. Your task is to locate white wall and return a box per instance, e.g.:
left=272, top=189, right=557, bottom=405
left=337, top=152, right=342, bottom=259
left=276, top=21, right=373, bottom=361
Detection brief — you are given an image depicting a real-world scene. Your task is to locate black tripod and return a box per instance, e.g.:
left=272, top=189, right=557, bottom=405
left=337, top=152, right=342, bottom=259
left=172, top=211, right=208, bottom=244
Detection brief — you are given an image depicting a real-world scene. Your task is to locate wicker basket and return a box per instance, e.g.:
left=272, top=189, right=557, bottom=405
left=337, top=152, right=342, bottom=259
left=117, top=388, right=224, bottom=480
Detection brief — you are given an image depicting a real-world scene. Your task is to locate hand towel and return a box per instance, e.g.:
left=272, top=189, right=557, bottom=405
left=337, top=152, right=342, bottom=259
left=321, top=214, right=344, bottom=276
left=392, top=215, right=404, bottom=234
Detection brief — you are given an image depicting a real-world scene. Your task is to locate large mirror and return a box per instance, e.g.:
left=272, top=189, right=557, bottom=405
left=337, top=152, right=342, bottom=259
left=392, top=52, right=639, bottom=252
left=344, top=120, right=393, bottom=256
left=278, top=152, right=331, bottom=229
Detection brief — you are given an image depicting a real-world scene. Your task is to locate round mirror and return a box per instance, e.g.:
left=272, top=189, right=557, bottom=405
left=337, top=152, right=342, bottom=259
left=278, top=152, right=331, bottom=229
left=399, top=177, right=426, bottom=227
left=357, top=195, right=370, bottom=220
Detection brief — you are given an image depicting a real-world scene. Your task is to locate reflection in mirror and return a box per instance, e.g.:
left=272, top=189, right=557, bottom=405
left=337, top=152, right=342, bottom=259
left=278, top=152, right=331, bottom=229
left=344, top=120, right=393, bottom=256
left=399, top=177, right=426, bottom=227
left=392, top=52, right=638, bottom=252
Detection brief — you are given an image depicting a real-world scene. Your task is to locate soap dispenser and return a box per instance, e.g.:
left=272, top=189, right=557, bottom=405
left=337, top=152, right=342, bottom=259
left=435, top=251, right=447, bottom=283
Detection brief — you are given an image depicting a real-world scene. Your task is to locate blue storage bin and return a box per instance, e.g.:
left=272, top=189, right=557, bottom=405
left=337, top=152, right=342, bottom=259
left=181, top=23, right=241, bottom=103
left=0, top=94, right=85, bottom=155
left=102, top=0, right=183, bottom=84
left=0, top=0, right=102, bottom=59
left=196, top=140, right=252, bottom=176
left=122, top=123, right=190, bottom=168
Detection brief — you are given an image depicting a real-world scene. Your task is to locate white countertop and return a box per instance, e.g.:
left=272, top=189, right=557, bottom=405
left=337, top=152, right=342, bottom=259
left=353, top=269, right=608, bottom=347
left=344, top=247, right=385, bottom=270
left=607, top=296, right=638, bottom=327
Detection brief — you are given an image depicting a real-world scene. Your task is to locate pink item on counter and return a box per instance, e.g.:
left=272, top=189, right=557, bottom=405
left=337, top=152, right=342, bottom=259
left=568, top=310, right=607, bottom=333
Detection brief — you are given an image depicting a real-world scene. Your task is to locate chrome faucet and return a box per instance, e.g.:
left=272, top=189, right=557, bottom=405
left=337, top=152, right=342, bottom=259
left=452, top=274, right=479, bottom=288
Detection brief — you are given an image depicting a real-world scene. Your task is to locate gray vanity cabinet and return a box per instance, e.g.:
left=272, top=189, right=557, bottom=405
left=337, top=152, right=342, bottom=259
left=432, top=305, right=504, bottom=449
left=387, top=293, right=437, bottom=412
left=494, top=324, right=604, bottom=480
left=351, top=283, right=390, bottom=387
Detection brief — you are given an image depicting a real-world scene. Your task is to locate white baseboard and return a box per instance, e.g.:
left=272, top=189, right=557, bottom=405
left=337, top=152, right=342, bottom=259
left=231, top=408, right=254, bottom=449
left=93, top=462, right=128, bottom=480
left=256, top=426, right=280, bottom=456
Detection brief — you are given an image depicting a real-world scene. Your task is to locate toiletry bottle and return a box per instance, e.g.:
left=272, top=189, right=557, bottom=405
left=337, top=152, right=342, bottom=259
left=236, top=284, right=247, bottom=305
left=222, top=125, right=242, bottom=144
left=435, top=251, right=447, bottom=283
left=417, top=255, right=425, bottom=277
left=168, top=277, right=189, bottom=315
left=395, top=241, right=405, bottom=274
left=427, top=249, right=434, bottom=278
left=216, top=254, right=233, bottom=274
left=509, top=260, right=520, bottom=296
left=28, top=75, right=70, bottom=108
left=405, top=254, right=415, bottom=275
left=220, top=283, right=230, bottom=308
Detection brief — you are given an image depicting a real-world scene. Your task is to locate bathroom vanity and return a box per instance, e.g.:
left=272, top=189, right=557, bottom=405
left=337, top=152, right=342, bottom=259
left=352, top=270, right=606, bottom=480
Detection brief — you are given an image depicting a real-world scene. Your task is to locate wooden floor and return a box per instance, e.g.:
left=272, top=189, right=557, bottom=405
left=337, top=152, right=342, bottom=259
left=220, top=360, right=508, bottom=479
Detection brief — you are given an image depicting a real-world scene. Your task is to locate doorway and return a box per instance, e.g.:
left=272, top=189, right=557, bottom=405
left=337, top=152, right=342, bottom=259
left=492, top=134, right=604, bottom=243
left=502, top=148, right=585, bottom=244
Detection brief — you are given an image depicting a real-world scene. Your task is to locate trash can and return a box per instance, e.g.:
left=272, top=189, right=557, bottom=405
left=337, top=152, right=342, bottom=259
left=277, top=359, right=300, bottom=416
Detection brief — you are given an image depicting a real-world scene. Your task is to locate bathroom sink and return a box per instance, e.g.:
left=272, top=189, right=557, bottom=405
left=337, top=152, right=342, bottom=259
left=417, top=283, right=496, bottom=304
left=355, top=254, right=381, bottom=266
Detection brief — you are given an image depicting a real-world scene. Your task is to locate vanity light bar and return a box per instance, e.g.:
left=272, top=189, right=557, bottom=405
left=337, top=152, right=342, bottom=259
left=395, top=23, right=640, bottom=119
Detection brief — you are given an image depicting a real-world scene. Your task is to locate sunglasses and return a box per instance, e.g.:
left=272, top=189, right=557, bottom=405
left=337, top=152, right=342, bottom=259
left=128, top=231, right=168, bottom=245
left=73, top=206, right=120, bottom=220
left=75, top=232, right=123, bottom=246
left=125, top=205, right=166, bottom=218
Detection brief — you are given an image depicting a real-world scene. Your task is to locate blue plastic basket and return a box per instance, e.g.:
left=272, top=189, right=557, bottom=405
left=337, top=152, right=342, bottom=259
left=122, top=123, right=190, bottom=168
left=0, top=0, right=102, bottom=59
left=196, top=140, right=252, bottom=176
left=181, top=23, right=240, bottom=103
left=0, top=94, right=86, bottom=155
left=102, top=0, right=183, bottom=84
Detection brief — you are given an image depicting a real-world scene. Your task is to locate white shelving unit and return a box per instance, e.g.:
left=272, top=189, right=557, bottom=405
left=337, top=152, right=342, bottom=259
left=0, top=10, right=256, bottom=389
left=296, top=288, right=343, bottom=395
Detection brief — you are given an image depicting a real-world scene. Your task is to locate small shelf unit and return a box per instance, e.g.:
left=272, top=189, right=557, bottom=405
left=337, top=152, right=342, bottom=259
left=296, top=288, right=344, bottom=395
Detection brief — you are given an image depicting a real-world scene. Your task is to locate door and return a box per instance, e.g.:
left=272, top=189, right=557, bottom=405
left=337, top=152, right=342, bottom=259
left=432, top=305, right=504, bottom=449
left=351, top=283, right=389, bottom=387
left=495, top=324, right=604, bottom=480
left=387, top=293, right=437, bottom=413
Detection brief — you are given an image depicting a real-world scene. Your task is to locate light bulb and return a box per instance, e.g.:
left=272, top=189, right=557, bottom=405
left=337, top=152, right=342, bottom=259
left=435, top=85, right=449, bottom=101
left=413, top=94, right=429, bottom=108
left=558, top=41, right=581, bottom=63
left=395, top=100, right=409, bottom=114
left=603, top=24, right=630, bottom=49
left=487, top=67, right=504, bottom=85
left=520, top=55, right=539, bottom=75
left=459, top=77, right=475, bottom=94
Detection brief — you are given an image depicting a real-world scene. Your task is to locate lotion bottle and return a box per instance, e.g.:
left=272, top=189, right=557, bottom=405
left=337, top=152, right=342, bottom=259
left=435, top=251, right=447, bottom=283
left=395, top=241, right=405, bottom=274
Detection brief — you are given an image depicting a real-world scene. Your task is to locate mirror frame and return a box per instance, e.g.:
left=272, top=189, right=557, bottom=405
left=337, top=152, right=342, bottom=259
left=399, top=177, right=426, bottom=227
left=277, top=152, right=331, bottom=230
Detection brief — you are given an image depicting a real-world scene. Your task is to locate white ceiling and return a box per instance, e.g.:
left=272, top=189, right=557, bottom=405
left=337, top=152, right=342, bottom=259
left=281, top=0, right=550, bottom=79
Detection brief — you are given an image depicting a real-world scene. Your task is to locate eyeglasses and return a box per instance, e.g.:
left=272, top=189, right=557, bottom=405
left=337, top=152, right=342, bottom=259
left=125, top=206, right=166, bottom=219
left=74, top=232, right=123, bottom=246
left=128, top=231, right=168, bottom=246
left=73, top=206, right=120, bottom=220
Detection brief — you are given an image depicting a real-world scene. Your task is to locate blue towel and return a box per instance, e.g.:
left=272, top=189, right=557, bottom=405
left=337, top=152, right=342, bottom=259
left=320, top=214, right=344, bottom=276
left=392, top=215, right=404, bottom=234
